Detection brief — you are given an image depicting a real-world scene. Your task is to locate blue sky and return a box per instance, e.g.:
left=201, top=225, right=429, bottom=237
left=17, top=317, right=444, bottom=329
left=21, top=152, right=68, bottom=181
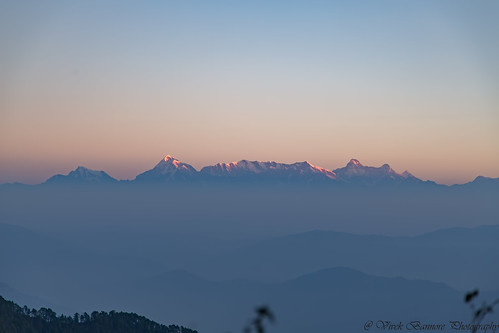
left=1, top=0, right=498, bottom=184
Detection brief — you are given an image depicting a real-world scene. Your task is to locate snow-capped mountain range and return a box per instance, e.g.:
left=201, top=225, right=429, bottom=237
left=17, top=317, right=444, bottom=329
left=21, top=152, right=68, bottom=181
left=199, top=159, right=338, bottom=182
left=2, top=155, right=497, bottom=188
left=133, top=155, right=429, bottom=186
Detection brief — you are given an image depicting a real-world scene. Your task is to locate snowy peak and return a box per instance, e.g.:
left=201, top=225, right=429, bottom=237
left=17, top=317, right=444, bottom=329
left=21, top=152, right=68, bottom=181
left=71, top=166, right=104, bottom=177
left=201, top=160, right=283, bottom=175
left=200, top=159, right=337, bottom=181
left=161, top=155, right=177, bottom=164
left=135, top=155, right=198, bottom=182
left=346, top=159, right=363, bottom=168
left=200, top=160, right=274, bottom=176
left=292, top=161, right=337, bottom=179
left=155, top=155, right=195, bottom=171
left=334, top=159, right=422, bottom=186
left=45, top=166, right=117, bottom=184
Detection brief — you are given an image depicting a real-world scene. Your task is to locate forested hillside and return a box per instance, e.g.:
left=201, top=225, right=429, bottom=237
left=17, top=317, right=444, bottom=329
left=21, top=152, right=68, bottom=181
left=0, top=296, right=196, bottom=333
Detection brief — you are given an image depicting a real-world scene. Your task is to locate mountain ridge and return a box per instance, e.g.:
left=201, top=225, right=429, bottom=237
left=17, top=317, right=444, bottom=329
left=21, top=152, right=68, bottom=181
left=45, top=166, right=118, bottom=185
left=2, top=155, right=498, bottom=188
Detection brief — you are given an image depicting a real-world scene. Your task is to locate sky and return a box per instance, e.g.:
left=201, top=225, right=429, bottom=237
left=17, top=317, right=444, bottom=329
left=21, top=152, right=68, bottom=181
left=1, top=0, right=498, bottom=185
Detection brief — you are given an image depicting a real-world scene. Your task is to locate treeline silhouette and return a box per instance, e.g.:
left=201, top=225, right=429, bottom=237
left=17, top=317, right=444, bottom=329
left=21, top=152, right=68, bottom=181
left=0, top=296, right=197, bottom=333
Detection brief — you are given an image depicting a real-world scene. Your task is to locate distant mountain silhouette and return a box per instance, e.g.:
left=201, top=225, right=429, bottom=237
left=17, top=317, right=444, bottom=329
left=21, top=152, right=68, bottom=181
left=193, top=225, right=499, bottom=290
left=132, top=266, right=467, bottom=333
left=0, top=222, right=167, bottom=310
left=451, top=175, right=499, bottom=190
left=45, top=166, right=117, bottom=185
left=1, top=222, right=496, bottom=333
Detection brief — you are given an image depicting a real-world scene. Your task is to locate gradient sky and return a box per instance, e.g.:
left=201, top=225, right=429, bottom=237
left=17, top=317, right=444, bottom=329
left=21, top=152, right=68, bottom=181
left=1, top=0, right=498, bottom=185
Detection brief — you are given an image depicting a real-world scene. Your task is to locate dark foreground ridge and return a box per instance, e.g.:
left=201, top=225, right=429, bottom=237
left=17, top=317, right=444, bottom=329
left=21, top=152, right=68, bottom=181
left=0, top=295, right=197, bottom=333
